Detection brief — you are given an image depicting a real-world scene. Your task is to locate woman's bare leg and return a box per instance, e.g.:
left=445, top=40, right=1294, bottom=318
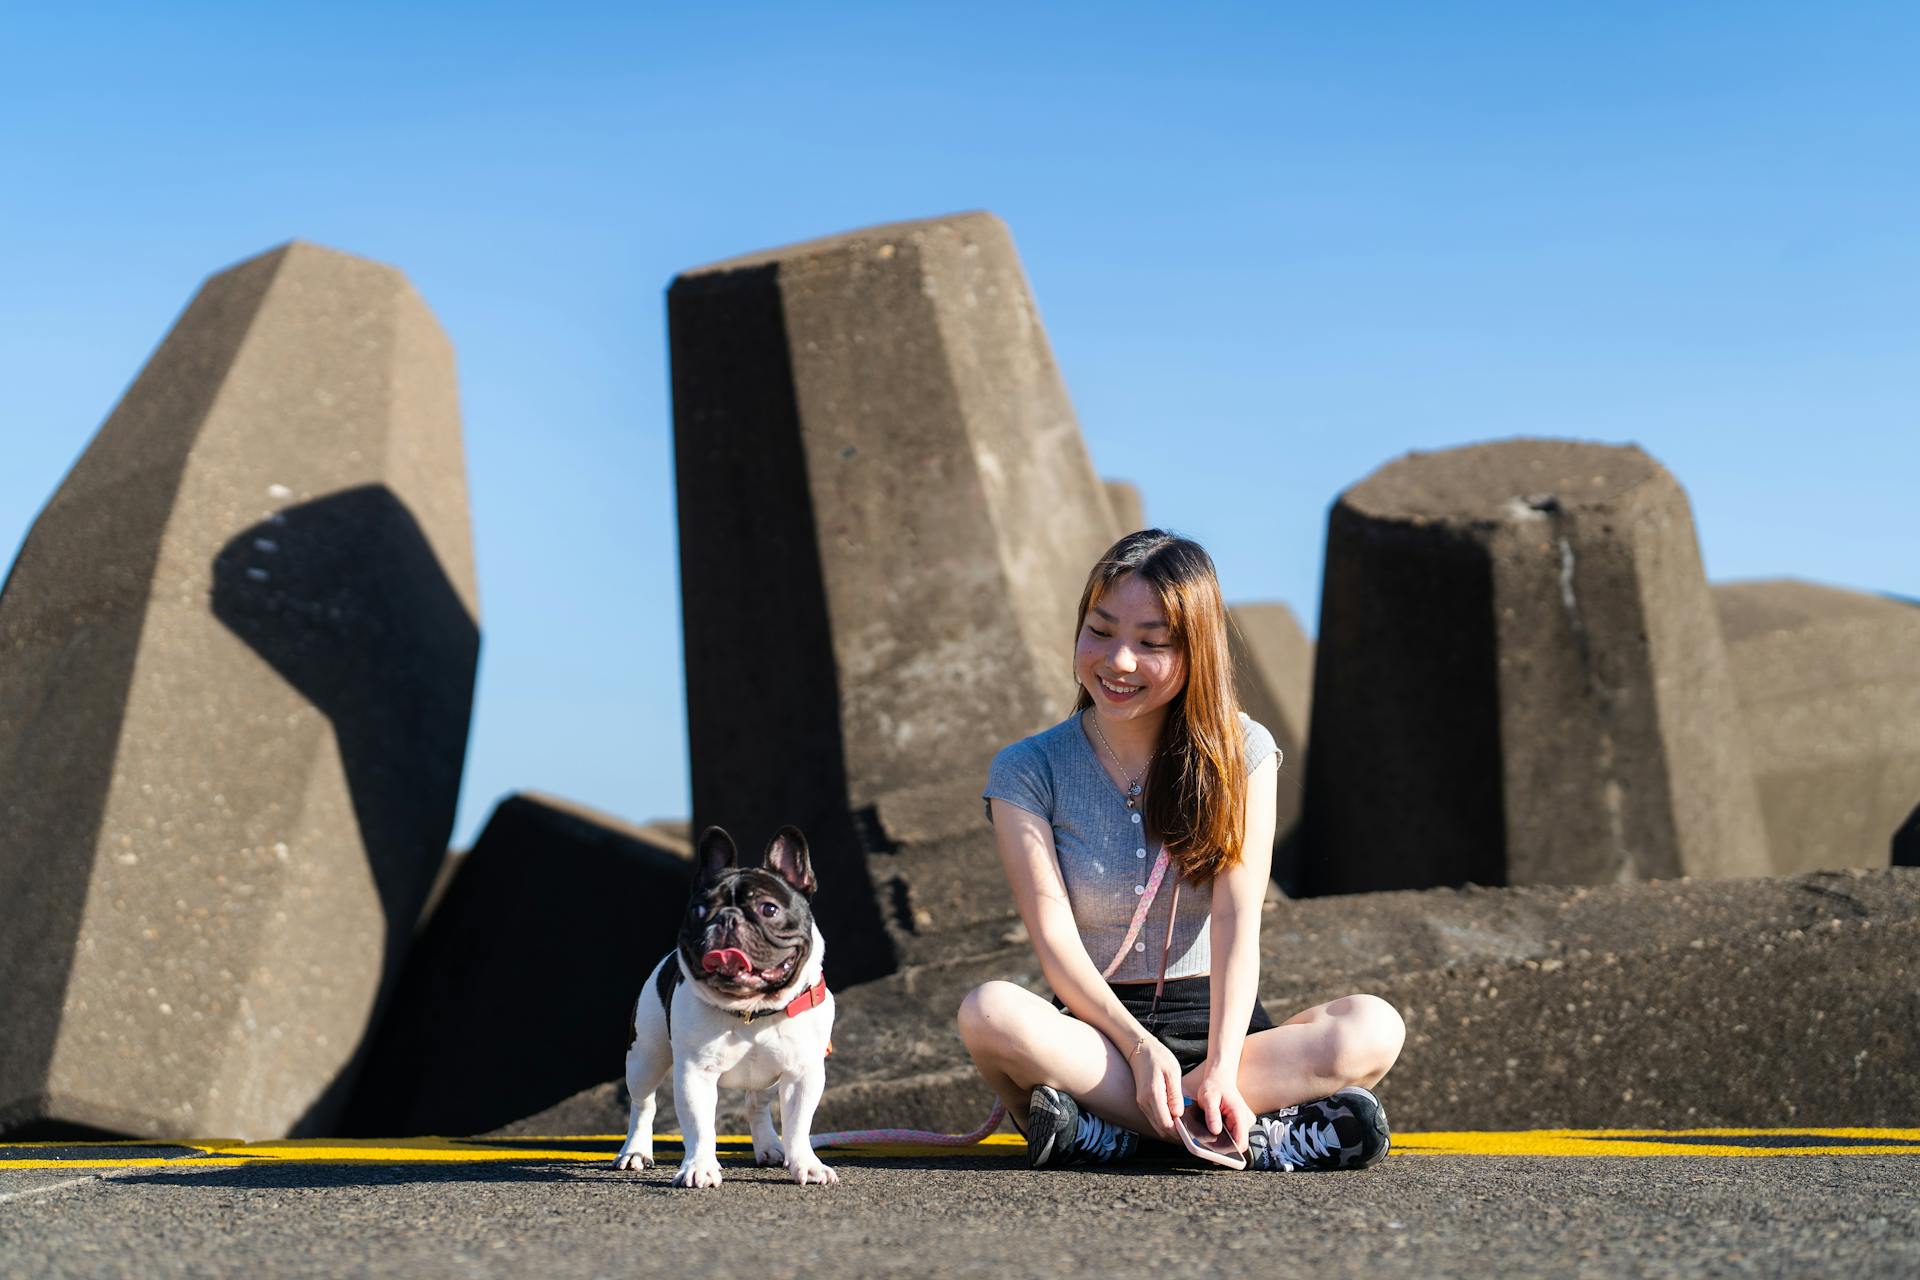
left=1219, top=993, right=1406, bottom=1114
left=960, top=983, right=1405, bottom=1136
left=956, top=980, right=1169, bottom=1136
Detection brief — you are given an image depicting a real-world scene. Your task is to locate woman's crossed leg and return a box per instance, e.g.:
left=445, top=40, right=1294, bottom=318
left=956, top=980, right=1405, bottom=1167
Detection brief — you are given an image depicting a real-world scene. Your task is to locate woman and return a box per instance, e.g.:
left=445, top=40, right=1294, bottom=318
left=956, top=530, right=1405, bottom=1170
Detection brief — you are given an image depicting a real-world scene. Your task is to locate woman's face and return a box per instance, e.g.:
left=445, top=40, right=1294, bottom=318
left=1076, top=571, right=1187, bottom=726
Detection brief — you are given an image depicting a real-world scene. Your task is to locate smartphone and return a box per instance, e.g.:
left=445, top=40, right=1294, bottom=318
left=1174, top=1109, right=1247, bottom=1170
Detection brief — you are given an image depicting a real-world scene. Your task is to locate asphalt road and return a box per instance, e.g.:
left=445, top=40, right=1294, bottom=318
left=3, top=1150, right=1916, bottom=1279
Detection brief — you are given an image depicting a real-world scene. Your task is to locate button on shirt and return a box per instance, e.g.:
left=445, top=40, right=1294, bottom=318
left=982, top=711, right=1280, bottom=983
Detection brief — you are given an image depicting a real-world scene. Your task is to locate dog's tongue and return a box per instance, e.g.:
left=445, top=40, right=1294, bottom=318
left=702, top=948, right=753, bottom=978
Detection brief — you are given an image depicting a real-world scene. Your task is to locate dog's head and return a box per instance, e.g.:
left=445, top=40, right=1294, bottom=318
left=678, top=825, right=819, bottom=1001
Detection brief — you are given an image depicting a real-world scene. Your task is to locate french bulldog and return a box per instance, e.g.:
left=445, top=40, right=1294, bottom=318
left=612, top=824, right=837, bottom=1188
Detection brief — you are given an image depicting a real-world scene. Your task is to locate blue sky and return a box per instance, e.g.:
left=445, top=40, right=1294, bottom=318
left=5, top=3, right=1917, bottom=846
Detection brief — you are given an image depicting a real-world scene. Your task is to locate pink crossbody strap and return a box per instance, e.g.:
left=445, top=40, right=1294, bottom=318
left=1100, top=845, right=1183, bottom=1010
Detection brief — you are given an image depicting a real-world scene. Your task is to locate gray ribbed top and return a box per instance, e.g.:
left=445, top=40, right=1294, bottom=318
left=983, top=712, right=1278, bottom=981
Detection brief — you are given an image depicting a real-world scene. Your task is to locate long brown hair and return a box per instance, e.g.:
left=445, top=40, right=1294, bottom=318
left=1073, top=530, right=1246, bottom=883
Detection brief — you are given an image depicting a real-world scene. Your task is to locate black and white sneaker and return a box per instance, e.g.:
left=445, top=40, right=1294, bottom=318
left=1026, top=1085, right=1140, bottom=1168
left=1246, top=1086, right=1391, bottom=1172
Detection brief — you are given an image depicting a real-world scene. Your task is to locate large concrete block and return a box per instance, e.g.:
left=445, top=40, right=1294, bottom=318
left=1228, top=603, right=1312, bottom=890
left=1715, top=579, right=1920, bottom=874
left=670, top=213, right=1116, bottom=980
left=1302, top=439, right=1768, bottom=894
left=0, top=242, right=478, bottom=1139
left=340, top=794, right=691, bottom=1137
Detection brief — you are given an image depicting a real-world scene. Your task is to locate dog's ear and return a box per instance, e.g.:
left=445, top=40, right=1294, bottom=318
left=765, top=826, right=816, bottom=897
left=696, top=826, right=738, bottom=881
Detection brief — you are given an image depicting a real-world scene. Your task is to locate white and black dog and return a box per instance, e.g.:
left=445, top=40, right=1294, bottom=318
left=613, top=824, right=837, bottom=1188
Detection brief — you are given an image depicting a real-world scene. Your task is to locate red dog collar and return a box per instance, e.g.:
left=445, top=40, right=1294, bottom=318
left=783, top=976, right=829, bottom=1018
left=739, top=975, right=830, bottom=1026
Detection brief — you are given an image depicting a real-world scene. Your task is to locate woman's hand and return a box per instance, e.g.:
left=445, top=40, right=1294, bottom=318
left=1127, top=1037, right=1185, bottom=1141
left=1182, top=1059, right=1254, bottom=1151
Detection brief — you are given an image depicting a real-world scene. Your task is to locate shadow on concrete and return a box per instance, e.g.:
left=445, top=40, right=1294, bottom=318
left=1273, top=774, right=1308, bottom=899
left=108, top=1163, right=584, bottom=1190
left=210, top=484, right=478, bottom=1135
left=336, top=797, right=692, bottom=1138
left=106, top=1154, right=1183, bottom=1190
left=1300, top=513, right=1507, bottom=895
left=1894, top=802, right=1920, bottom=867
left=671, top=262, right=896, bottom=984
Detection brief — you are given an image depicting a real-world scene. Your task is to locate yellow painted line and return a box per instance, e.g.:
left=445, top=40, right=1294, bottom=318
left=211, top=1138, right=615, bottom=1164
left=0, top=1159, right=249, bottom=1170
left=0, top=1134, right=1024, bottom=1170
left=1395, top=1129, right=1920, bottom=1158
left=2, top=1130, right=1916, bottom=1170
left=0, top=1139, right=246, bottom=1170
left=0, top=1140, right=244, bottom=1149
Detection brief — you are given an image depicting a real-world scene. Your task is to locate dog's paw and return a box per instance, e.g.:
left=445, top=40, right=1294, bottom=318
left=611, top=1149, right=654, bottom=1171
left=787, top=1155, right=837, bottom=1186
left=753, top=1141, right=787, bottom=1167
left=672, top=1158, right=724, bottom=1189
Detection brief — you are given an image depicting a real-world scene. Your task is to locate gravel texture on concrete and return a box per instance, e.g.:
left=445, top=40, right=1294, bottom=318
left=2, top=1153, right=1914, bottom=1280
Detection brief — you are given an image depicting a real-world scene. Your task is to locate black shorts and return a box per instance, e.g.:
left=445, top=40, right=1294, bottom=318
left=1053, top=975, right=1276, bottom=1075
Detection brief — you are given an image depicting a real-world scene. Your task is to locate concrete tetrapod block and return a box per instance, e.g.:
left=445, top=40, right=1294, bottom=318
left=1713, top=580, right=1920, bottom=874
left=1228, top=603, right=1313, bottom=891
left=1302, top=439, right=1768, bottom=894
left=0, top=242, right=478, bottom=1139
left=339, top=794, right=692, bottom=1137
left=671, top=213, right=1117, bottom=982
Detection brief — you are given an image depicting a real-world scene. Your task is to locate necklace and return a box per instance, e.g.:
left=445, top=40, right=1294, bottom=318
left=1085, top=711, right=1151, bottom=809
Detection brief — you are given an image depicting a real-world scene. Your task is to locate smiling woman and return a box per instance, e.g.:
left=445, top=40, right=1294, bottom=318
left=956, top=529, right=1405, bottom=1173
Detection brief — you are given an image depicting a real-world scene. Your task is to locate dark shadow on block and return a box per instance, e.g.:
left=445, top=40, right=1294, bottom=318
left=0, top=1118, right=139, bottom=1143
left=210, top=485, right=478, bottom=1132
left=1895, top=804, right=1920, bottom=867
left=671, top=264, right=892, bottom=983
left=1301, top=509, right=1506, bottom=894
left=338, top=795, right=691, bottom=1137
left=106, top=1164, right=586, bottom=1190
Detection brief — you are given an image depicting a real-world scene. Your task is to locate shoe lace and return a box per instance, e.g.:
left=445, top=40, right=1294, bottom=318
left=1076, top=1112, right=1135, bottom=1162
left=1253, top=1115, right=1339, bottom=1171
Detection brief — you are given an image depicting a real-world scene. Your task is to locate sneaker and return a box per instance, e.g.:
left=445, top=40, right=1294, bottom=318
left=1247, top=1086, right=1390, bottom=1172
left=1026, top=1085, right=1140, bottom=1168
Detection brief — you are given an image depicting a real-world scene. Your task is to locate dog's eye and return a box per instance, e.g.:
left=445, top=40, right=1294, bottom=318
left=693, top=904, right=709, bottom=919
left=755, top=901, right=780, bottom=918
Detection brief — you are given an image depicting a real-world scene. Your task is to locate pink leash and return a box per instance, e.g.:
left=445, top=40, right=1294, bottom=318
left=810, top=1099, right=1011, bottom=1150
left=813, top=847, right=1177, bottom=1152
